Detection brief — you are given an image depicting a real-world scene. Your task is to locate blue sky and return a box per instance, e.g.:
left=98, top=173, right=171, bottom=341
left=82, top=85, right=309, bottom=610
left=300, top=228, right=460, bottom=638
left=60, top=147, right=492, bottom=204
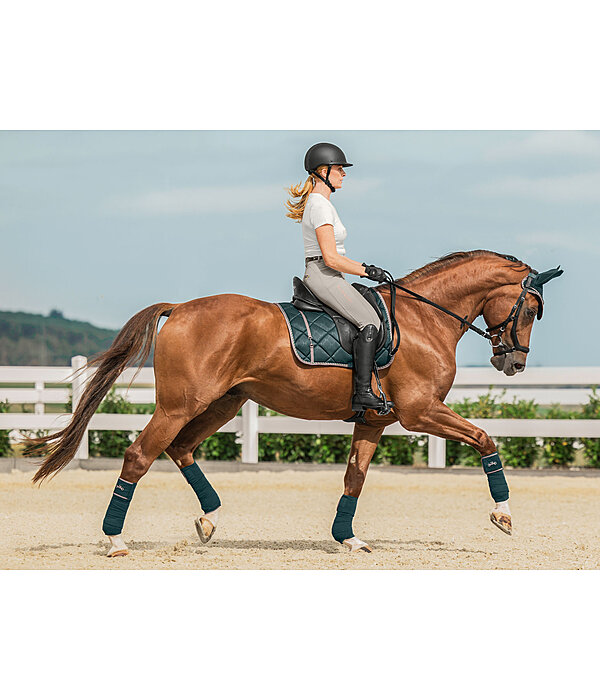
left=1, top=130, right=597, bottom=366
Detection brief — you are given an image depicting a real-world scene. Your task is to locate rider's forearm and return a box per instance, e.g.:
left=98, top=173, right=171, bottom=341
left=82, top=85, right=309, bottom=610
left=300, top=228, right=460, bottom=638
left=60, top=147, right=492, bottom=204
left=323, top=253, right=366, bottom=277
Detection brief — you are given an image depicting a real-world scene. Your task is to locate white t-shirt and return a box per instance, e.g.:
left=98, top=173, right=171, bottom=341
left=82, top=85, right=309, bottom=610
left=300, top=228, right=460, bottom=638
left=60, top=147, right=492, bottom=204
left=301, top=192, right=347, bottom=258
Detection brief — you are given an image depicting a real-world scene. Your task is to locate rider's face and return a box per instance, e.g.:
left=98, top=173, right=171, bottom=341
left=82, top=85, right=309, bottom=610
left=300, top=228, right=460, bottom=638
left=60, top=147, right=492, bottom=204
left=329, top=165, right=346, bottom=189
left=317, top=164, right=346, bottom=190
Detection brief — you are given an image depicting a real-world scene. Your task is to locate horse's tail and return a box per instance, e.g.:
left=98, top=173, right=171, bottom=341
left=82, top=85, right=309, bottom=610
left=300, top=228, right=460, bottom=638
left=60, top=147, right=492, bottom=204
left=27, top=302, right=175, bottom=484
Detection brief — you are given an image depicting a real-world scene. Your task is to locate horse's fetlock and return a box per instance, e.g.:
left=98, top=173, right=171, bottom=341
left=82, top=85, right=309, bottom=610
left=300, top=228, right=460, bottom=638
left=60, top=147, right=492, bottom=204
left=166, top=445, right=193, bottom=467
left=476, top=430, right=496, bottom=454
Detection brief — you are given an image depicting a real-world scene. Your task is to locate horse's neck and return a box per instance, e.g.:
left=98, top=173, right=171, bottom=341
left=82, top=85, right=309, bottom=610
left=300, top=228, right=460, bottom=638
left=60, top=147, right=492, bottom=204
left=398, top=259, right=518, bottom=340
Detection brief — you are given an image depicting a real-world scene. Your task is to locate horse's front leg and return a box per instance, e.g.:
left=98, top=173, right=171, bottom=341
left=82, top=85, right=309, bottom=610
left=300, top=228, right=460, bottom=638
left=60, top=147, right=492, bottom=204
left=332, top=422, right=385, bottom=552
left=399, top=399, right=512, bottom=535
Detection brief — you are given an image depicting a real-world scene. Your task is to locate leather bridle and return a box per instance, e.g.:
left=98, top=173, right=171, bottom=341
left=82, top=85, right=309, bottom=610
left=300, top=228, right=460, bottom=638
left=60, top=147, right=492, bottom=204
left=483, top=272, right=542, bottom=356
left=382, top=270, right=542, bottom=358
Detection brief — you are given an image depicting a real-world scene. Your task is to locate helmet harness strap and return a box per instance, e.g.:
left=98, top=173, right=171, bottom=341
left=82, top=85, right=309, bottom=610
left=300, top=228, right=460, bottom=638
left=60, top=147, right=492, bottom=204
left=310, top=165, right=335, bottom=193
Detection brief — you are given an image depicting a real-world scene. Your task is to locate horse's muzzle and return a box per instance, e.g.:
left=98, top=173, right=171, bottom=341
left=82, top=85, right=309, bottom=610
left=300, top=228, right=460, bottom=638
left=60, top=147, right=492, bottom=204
left=490, top=351, right=526, bottom=375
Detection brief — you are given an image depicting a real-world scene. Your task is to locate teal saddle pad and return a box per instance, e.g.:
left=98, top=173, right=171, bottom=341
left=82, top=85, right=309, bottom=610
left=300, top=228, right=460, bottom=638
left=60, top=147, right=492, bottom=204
left=276, top=290, right=394, bottom=369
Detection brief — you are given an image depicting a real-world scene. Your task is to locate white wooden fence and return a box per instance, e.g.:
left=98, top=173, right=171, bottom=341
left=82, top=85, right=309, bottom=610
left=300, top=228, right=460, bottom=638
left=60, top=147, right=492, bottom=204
left=0, top=357, right=599, bottom=467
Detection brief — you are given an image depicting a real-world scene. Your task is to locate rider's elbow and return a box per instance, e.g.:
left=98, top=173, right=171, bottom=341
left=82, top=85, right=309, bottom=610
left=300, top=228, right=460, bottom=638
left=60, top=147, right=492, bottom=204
left=322, top=253, right=339, bottom=270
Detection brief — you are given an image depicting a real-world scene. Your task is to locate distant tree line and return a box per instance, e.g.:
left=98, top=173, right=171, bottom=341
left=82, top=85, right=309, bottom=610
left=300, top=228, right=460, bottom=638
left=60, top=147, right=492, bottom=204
left=0, top=310, right=118, bottom=365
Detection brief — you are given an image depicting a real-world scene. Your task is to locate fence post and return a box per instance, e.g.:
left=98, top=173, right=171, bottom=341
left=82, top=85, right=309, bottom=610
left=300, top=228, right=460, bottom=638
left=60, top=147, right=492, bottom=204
left=241, top=400, right=259, bottom=464
left=34, top=381, right=44, bottom=415
left=428, top=435, right=446, bottom=468
left=71, top=355, right=89, bottom=460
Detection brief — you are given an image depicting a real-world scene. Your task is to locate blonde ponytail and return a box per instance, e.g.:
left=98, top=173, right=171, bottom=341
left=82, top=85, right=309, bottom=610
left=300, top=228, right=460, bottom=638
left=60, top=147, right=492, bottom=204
left=285, top=173, right=316, bottom=222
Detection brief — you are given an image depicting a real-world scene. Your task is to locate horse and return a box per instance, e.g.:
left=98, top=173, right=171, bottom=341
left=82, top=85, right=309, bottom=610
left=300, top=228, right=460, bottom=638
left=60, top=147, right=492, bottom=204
left=25, top=250, right=562, bottom=555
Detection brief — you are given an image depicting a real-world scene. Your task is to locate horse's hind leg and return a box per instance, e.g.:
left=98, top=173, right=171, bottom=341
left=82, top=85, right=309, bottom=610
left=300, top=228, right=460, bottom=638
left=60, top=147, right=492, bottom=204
left=103, top=408, right=191, bottom=557
left=165, top=391, right=247, bottom=544
left=167, top=391, right=247, bottom=466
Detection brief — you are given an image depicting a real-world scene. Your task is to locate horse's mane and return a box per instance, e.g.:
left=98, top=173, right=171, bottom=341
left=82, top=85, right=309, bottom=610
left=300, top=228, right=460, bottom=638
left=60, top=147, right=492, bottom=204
left=399, top=250, right=532, bottom=283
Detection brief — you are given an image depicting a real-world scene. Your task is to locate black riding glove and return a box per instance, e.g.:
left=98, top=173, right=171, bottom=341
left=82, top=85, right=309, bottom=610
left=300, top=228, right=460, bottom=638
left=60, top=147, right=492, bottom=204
left=362, top=264, right=387, bottom=283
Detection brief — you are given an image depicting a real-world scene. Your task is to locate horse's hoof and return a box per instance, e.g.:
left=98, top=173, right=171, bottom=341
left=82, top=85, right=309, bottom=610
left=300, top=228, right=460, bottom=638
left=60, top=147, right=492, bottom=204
left=490, top=510, right=512, bottom=536
left=107, top=534, right=129, bottom=557
left=194, top=517, right=217, bottom=544
left=343, top=536, right=372, bottom=553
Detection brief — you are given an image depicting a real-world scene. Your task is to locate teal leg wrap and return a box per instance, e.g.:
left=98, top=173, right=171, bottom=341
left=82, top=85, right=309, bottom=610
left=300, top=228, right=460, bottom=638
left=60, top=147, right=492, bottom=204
left=102, top=478, right=136, bottom=536
left=331, top=495, right=357, bottom=543
left=181, top=462, right=221, bottom=514
left=482, top=452, right=509, bottom=503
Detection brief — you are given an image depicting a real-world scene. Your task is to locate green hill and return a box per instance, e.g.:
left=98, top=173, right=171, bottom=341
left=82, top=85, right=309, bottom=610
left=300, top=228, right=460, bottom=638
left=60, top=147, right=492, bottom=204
left=0, top=310, right=118, bottom=365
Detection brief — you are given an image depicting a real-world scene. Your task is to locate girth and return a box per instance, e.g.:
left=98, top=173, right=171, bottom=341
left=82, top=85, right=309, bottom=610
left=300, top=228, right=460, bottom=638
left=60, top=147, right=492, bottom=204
left=291, top=277, right=386, bottom=355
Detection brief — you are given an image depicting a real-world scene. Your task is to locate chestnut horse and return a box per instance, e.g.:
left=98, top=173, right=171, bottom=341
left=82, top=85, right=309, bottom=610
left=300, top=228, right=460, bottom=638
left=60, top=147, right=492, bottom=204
left=27, top=250, right=551, bottom=552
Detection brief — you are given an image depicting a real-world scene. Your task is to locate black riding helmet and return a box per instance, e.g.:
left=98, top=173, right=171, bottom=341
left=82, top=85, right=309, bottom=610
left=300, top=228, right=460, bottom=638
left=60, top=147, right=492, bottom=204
left=304, top=142, right=353, bottom=193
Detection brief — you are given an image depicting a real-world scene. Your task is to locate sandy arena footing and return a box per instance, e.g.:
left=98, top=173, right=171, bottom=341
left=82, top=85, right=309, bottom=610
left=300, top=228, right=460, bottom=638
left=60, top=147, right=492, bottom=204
left=2, top=467, right=599, bottom=569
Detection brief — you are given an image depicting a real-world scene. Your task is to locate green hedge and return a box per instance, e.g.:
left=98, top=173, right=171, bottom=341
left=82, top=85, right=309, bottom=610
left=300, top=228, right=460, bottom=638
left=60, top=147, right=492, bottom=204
left=1, top=387, right=597, bottom=467
left=66, top=385, right=600, bottom=468
left=437, top=388, right=600, bottom=468
left=581, top=387, right=600, bottom=466
left=0, top=400, right=11, bottom=457
left=256, top=406, right=418, bottom=465
left=541, top=405, right=577, bottom=467
left=88, top=390, right=157, bottom=458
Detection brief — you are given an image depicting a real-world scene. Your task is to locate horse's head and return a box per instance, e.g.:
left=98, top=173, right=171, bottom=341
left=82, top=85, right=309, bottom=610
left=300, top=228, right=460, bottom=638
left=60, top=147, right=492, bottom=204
left=482, top=266, right=563, bottom=376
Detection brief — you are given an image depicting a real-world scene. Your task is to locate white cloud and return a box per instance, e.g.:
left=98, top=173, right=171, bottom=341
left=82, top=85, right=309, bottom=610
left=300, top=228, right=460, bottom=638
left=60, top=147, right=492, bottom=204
left=472, top=171, right=600, bottom=202
left=487, top=131, right=600, bottom=160
left=108, top=177, right=383, bottom=216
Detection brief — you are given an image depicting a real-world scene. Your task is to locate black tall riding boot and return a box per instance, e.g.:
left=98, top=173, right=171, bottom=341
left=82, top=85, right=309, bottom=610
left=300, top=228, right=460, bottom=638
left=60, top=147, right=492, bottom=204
left=351, top=324, right=386, bottom=412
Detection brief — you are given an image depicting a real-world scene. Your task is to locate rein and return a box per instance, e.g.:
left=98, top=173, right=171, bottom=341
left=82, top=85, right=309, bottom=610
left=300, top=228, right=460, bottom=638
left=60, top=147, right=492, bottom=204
left=381, top=269, right=539, bottom=357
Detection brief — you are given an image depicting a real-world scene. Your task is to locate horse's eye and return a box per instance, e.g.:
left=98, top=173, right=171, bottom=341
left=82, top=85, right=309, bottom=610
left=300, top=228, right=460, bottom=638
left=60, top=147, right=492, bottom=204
left=525, top=307, right=536, bottom=319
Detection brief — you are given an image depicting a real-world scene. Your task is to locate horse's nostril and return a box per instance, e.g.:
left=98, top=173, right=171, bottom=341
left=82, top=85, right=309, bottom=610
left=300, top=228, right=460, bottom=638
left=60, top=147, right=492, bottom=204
left=514, top=362, right=524, bottom=370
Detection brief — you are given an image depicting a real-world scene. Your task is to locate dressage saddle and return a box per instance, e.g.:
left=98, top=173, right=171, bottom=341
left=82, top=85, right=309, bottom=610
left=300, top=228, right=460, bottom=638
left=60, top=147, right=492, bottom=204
left=291, top=277, right=386, bottom=355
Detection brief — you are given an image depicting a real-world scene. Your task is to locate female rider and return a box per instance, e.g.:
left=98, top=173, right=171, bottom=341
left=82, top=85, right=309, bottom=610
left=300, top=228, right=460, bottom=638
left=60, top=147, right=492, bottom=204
left=285, top=142, right=388, bottom=413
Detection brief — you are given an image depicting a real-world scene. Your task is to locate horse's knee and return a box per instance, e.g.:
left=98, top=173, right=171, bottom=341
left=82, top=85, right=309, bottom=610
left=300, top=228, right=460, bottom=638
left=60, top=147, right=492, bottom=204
left=121, top=443, right=151, bottom=482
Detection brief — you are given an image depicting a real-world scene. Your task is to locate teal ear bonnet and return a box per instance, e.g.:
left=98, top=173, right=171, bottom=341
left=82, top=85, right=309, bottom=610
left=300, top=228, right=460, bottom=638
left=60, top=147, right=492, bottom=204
left=523, top=265, right=564, bottom=318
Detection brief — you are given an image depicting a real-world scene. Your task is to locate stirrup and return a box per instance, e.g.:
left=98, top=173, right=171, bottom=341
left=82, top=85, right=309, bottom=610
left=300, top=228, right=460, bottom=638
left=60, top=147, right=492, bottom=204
left=349, top=400, right=393, bottom=415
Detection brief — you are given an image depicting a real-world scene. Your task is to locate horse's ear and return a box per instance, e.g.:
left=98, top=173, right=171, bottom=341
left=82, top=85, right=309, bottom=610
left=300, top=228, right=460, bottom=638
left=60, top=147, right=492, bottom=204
left=530, top=265, right=564, bottom=300
left=535, top=265, right=564, bottom=287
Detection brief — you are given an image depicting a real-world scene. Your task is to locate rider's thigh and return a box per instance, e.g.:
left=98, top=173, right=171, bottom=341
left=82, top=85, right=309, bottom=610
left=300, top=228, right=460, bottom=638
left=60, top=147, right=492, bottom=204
left=304, top=261, right=380, bottom=331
